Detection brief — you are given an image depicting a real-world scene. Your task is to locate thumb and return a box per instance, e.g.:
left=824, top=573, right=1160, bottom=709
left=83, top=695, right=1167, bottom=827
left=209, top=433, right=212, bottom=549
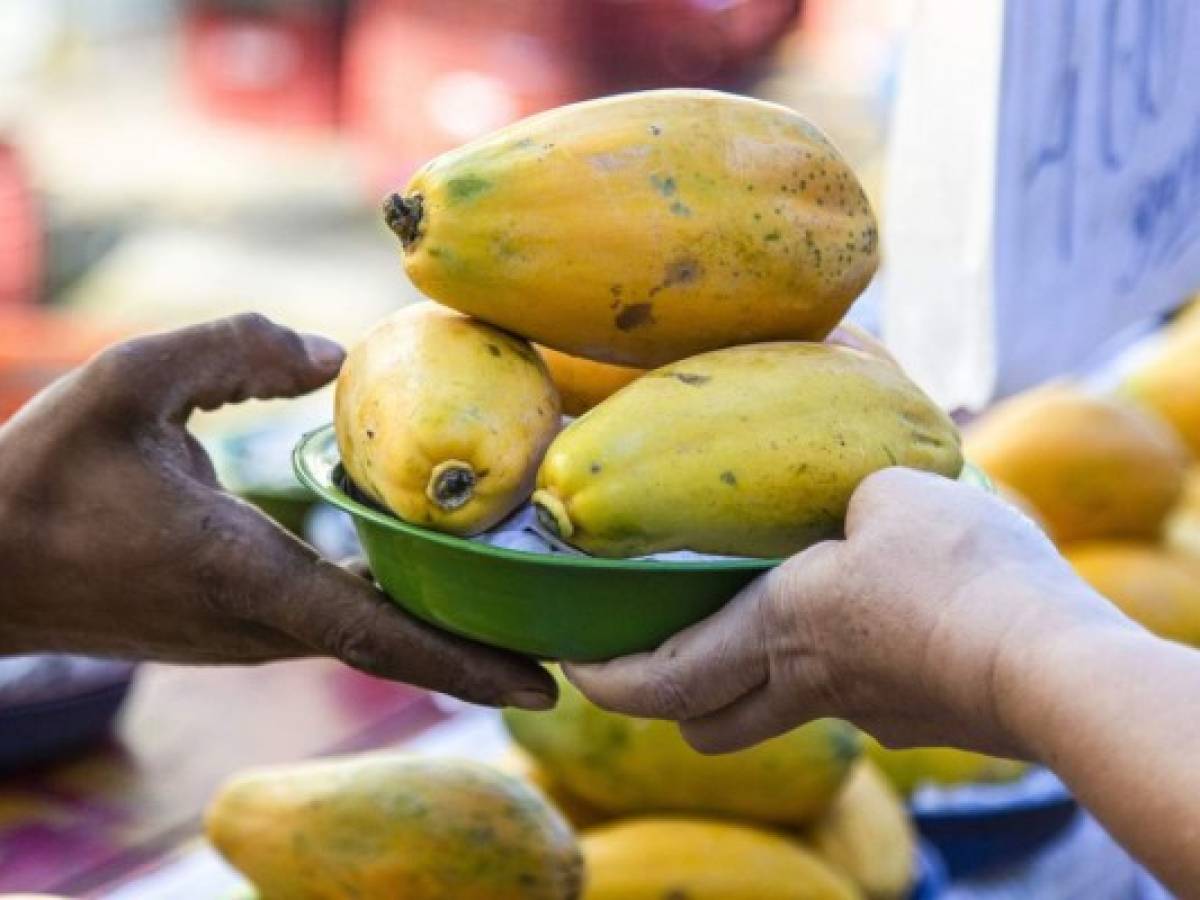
left=91, top=313, right=344, bottom=421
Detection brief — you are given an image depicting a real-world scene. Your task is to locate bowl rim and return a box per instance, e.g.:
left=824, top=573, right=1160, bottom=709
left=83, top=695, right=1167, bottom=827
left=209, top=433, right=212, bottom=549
left=294, top=424, right=779, bottom=573
left=294, top=424, right=990, bottom=574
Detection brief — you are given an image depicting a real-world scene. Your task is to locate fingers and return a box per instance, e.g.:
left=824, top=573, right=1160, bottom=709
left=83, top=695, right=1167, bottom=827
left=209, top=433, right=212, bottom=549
left=563, top=577, right=772, bottom=720
left=843, top=465, right=938, bottom=537
left=220, top=510, right=557, bottom=709
left=90, top=313, right=345, bottom=421
left=680, top=681, right=821, bottom=754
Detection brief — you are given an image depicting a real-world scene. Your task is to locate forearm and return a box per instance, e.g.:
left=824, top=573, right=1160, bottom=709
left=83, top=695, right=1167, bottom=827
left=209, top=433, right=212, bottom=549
left=1001, top=619, right=1200, bottom=893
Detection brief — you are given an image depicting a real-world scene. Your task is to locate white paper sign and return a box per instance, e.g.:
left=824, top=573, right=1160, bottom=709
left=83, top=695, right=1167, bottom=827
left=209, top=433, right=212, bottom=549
left=884, top=0, right=1200, bottom=408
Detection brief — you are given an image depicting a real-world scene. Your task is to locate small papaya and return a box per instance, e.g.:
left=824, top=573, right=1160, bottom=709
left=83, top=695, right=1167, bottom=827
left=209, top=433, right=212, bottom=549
left=581, top=818, right=862, bottom=900
left=1064, top=541, right=1200, bottom=647
left=533, top=343, right=961, bottom=558
left=335, top=302, right=560, bottom=536
left=803, top=760, right=916, bottom=900
left=385, top=89, right=878, bottom=368
left=504, top=670, right=859, bottom=827
left=964, top=384, right=1190, bottom=543
left=205, top=754, right=582, bottom=900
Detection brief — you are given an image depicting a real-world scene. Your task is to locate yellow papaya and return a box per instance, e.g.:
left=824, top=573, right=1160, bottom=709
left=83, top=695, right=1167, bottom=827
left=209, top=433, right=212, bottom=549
left=503, top=670, right=859, bottom=827
left=205, top=754, right=582, bottom=900
left=536, top=346, right=645, bottom=418
left=532, top=343, right=961, bottom=558
left=1064, top=541, right=1200, bottom=647
left=1123, top=320, right=1200, bottom=455
left=581, top=818, right=862, bottom=900
left=964, top=384, right=1190, bottom=543
left=334, top=302, right=560, bottom=536
left=497, top=747, right=612, bottom=830
left=385, top=89, right=878, bottom=368
left=1166, top=466, right=1200, bottom=560
left=863, top=736, right=1027, bottom=797
left=804, top=760, right=916, bottom=900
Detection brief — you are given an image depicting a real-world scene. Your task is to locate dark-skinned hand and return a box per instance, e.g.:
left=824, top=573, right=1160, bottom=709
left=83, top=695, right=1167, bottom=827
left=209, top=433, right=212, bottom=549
left=0, top=313, right=556, bottom=710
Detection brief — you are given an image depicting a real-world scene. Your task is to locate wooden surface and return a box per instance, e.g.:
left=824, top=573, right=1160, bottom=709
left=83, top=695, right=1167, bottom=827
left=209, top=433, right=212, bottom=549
left=0, top=659, right=447, bottom=895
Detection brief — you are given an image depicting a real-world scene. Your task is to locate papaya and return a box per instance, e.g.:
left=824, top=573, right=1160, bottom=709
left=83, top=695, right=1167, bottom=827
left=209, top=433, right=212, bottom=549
left=385, top=89, right=878, bottom=368
left=205, top=754, right=582, bottom=900
left=581, top=818, right=862, bottom=900
left=532, top=343, right=961, bottom=558
left=503, top=670, right=859, bottom=827
left=1064, top=541, right=1200, bottom=647
left=536, top=346, right=645, bottom=417
left=863, top=735, right=1026, bottom=797
left=1166, top=466, right=1200, bottom=560
left=334, top=302, right=560, bottom=536
left=804, top=760, right=916, bottom=900
left=964, top=384, right=1190, bottom=543
left=1123, top=318, right=1200, bottom=455
left=497, top=747, right=611, bottom=830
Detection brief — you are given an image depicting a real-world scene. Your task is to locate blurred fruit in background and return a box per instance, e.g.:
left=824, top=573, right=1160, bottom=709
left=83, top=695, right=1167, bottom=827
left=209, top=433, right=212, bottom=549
left=1122, top=310, right=1200, bottom=457
left=1065, top=542, right=1200, bottom=648
left=183, top=0, right=346, bottom=132
left=1166, top=466, right=1200, bottom=561
left=964, top=384, right=1191, bottom=544
left=0, top=140, right=41, bottom=308
left=863, top=736, right=1027, bottom=798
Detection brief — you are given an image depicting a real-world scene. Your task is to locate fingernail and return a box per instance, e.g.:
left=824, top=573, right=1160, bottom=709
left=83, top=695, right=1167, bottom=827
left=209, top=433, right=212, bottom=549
left=502, top=689, right=556, bottom=711
left=303, top=334, right=346, bottom=371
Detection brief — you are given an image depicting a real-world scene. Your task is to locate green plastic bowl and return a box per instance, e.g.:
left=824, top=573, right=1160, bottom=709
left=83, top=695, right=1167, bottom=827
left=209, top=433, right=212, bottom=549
left=295, top=424, right=991, bottom=661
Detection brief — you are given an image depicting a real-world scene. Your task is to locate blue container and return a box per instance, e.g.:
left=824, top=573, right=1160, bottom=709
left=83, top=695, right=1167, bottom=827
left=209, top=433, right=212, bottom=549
left=0, top=676, right=134, bottom=774
left=911, top=839, right=950, bottom=898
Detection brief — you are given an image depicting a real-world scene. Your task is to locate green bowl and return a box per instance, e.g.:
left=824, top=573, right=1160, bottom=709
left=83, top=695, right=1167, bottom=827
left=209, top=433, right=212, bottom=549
left=295, top=425, right=991, bottom=661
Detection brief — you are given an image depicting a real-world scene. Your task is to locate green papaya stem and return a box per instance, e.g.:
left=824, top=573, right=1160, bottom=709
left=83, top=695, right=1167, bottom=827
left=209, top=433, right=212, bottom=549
left=427, top=460, right=476, bottom=511
left=383, top=192, right=424, bottom=250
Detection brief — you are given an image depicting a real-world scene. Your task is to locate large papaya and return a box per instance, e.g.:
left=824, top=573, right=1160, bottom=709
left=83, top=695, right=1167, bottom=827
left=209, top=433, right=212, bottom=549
left=503, top=670, right=859, bottom=827
left=581, top=818, right=862, bottom=900
left=385, top=89, right=878, bottom=368
left=205, top=754, right=582, bottom=900
left=335, top=302, right=560, bottom=536
left=532, top=343, right=961, bottom=559
left=964, top=384, right=1190, bottom=543
left=804, top=760, right=916, bottom=900
left=1064, top=541, right=1200, bottom=647
left=1123, top=317, right=1200, bottom=455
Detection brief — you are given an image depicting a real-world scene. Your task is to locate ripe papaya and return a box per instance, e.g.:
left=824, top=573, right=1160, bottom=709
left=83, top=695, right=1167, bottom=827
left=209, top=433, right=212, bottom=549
left=863, top=736, right=1027, bottom=797
left=1166, top=466, right=1200, bottom=560
left=205, top=754, right=582, bottom=900
left=1123, top=319, right=1200, bottom=455
left=385, top=89, right=878, bottom=368
left=532, top=343, right=961, bottom=558
left=964, top=384, right=1189, bottom=543
left=503, top=670, right=859, bottom=827
left=581, top=818, right=862, bottom=900
left=335, top=302, right=560, bottom=536
left=1064, top=541, right=1200, bottom=647
left=804, top=760, right=916, bottom=900
left=536, top=346, right=645, bottom=417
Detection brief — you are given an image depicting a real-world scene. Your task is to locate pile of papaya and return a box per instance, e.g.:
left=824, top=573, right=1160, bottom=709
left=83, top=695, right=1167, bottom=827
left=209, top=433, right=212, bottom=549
left=334, top=88, right=965, bottom=560
left=963, top=295, right=1200, bottom=647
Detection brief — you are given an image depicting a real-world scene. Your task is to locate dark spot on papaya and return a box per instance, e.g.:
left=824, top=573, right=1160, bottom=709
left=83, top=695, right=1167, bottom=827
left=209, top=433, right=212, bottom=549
left=670, top=201, right=692, bottom=217
left=513, top=137, right=535, bottom=150
left=446, top=174, right=492, bottom=202
left=366, top=429, right=375, bottom=439
left=486, top=343, right=501, bottom=357
left=590, top=462, right=602, bottom=474
left=720, top=471, right=738, bottom=486
left=753, top=213, right=762, bottom=221
left=476, top=468, right=490, bottom=478
left=670, top=372, right=711, bottom=386
left=764, top=231, right=781, bottom=242
left=427, top=247, right=443, bottom=258
left=615, top=302, right=655, bottom=331
left=663, top=257, right=702, bottom=286
left=610, top=284, right=624, bottom=298
left=649, top=174, right=677, bottom=197
left=649, top=124, right=662, bottom=136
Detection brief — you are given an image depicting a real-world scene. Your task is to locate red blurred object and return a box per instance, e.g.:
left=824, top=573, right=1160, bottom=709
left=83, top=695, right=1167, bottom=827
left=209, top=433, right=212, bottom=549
left=343, top=0, right=581, bottom=194
left=0, top=309, right=120, bottom=423
left=183, top=0, right=344, bottom=131
left=0, top=141, right=42, bottom=309
left=569, top=0, right=803, bottom=93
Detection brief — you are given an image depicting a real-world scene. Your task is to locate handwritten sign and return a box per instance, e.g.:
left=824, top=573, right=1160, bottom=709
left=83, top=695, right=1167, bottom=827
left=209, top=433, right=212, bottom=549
left=884, top=0, right=1200, bottom=408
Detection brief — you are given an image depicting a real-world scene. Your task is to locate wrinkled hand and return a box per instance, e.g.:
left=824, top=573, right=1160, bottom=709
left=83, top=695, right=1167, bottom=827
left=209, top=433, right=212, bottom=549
left=566, top=468, right=1132, bottom=755
left=0, top=314, right=555, bottom=710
